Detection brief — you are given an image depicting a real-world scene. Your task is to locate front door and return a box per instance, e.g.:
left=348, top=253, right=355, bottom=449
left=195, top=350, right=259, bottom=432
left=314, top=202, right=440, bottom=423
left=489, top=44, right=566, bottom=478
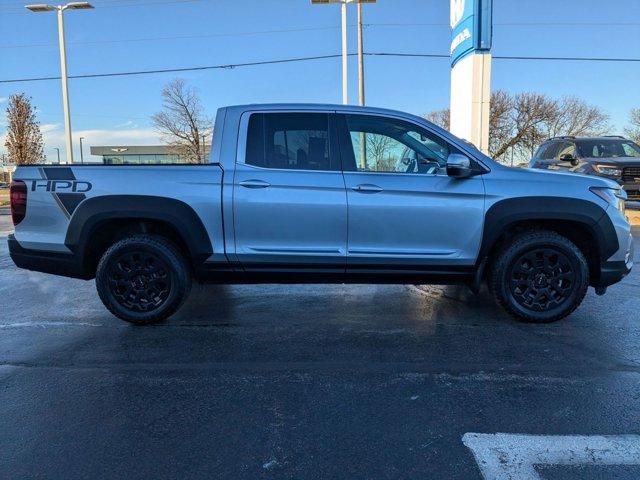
left=233, top=111, right=347, bottom=271
left=336, top=113, right=485, bottom=271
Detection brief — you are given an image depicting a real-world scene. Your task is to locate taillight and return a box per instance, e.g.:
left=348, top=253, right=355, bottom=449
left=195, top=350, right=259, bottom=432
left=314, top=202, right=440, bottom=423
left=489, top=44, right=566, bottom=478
left=9, top=180, right=27, bottom=226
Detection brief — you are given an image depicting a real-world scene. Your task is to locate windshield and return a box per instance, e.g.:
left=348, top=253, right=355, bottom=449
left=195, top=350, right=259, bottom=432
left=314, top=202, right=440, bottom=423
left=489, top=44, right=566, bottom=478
left=576, top=139, right=640, bottom=158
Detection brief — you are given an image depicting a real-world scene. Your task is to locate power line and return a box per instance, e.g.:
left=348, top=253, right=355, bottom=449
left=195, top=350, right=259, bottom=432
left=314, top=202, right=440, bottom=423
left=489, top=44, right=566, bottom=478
left=365, top=21, right=640, bottom=26
left=0, top=54, right=347, bottom=83
left=367, top=52, right=640, bottom=62
left=495, top=55, right=640, bottom=62
left=0, top=26, right=342, bottom=49
left=1, top=21, right=636, bottom=49
left=495, top=22, right=640, bottom=26
left=2, top=52, right=640, bottom=84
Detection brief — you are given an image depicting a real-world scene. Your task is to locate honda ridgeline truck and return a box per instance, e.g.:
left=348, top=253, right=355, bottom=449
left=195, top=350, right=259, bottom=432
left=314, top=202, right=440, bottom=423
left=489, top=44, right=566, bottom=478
left=8, top=104, right=634, bottom=324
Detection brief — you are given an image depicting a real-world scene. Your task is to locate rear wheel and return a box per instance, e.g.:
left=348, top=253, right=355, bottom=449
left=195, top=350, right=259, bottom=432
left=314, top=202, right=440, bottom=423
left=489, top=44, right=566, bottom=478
left=490, top=231, right=589, bottom=323
left=96, top=235, right=191, bottom=324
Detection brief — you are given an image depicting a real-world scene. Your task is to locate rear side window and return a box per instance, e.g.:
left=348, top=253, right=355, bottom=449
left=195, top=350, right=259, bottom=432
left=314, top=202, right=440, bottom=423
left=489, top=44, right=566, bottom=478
left=245, top=113, right=337, bottom=171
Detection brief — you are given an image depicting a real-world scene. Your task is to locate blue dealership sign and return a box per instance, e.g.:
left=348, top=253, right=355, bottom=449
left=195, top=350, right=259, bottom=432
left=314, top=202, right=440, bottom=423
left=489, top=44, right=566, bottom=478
left=450, top=0, right=493, bottom=66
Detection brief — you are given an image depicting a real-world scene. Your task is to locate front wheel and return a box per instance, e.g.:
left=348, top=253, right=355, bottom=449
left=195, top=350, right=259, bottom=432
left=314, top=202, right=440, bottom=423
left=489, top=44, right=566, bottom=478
left=96, top=235, right=191, bottom=324
left=490, top=231, right=589, bottom=323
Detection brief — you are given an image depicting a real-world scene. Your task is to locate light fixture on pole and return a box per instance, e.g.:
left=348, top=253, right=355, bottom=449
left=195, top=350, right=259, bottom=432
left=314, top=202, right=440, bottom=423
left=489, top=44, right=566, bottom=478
left=79, top=136, right=84, bottom=164
left=311, top=0, right=375, bottom=106
left=201, top=133, right=208, bottom=162
left=25, top=2, right=94, bottom=164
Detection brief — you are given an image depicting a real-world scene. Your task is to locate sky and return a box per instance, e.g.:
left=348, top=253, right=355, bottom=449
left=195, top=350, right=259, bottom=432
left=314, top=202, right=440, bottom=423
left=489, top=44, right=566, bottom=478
left=0, top=0, right=639, bottom=162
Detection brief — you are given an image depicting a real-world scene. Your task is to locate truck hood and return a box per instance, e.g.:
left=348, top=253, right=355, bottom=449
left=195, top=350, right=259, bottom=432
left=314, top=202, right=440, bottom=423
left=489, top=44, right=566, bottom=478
left=511, top=165, right=620, bottom=189
left=584, top=157, right=640, bottom=166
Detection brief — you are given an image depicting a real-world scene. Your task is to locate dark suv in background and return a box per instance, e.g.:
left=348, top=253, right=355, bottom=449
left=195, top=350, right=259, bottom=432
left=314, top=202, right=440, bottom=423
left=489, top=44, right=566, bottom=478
left=529, top=136, right=640, bottom=201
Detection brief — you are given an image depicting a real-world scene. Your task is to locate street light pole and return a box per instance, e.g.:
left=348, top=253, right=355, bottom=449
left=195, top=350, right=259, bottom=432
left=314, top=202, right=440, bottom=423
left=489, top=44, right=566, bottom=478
left=340, top=1, right=348, bottom=105
left=356, top=2, right=365, bottom=106
left=56, top=6, right=73, bottom=164
left=26, top=2, right=94, bottom=164
left=54, top=147, right=60, bottom=164
left=311, top=0, right=375, bottom=105
left=201, top=133, right=208, bottom=162
left=79, top=136, right=84, bottom=164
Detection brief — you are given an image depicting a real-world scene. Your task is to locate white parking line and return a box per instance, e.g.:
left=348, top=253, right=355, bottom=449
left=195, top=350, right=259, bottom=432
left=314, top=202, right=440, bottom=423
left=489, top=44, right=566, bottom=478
left=463, top=433, right=640, bottom=479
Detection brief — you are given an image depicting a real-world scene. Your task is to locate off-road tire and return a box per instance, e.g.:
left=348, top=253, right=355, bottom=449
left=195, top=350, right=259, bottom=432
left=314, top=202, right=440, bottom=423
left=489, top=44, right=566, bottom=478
left=490, top=230, right=589, bottom=323
left=96, top=235, right=191, bottom=324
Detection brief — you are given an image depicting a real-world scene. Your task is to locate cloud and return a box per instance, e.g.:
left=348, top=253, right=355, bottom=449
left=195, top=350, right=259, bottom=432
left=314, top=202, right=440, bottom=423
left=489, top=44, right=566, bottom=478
left=40, top=123, right=61, bottom=134
left=38, top=124, right=160, bottom=146
left=114, top=120, right=139, bottom=128
left=0, top=123, right=163, bottom=162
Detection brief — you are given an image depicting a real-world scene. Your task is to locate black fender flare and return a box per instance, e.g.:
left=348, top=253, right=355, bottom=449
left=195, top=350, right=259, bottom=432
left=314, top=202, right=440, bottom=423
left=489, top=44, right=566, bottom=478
left=478, top=196, right=618, bottom=264
left=65, top=195, right=213, bottom=263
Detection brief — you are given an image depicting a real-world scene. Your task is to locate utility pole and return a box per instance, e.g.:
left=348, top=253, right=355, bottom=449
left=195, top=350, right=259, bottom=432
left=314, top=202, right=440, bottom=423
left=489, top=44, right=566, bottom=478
left=311, top=0, right=376, bottom=105
left=79, top=136, right=84, bottom=164
left=54, top=147, right=61, bottom=164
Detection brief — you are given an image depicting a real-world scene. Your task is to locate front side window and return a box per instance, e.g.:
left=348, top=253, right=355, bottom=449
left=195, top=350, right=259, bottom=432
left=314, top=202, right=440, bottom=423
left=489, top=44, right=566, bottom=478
left=245, top=113, right=336, bottom=170
left=343, top=115, right=451, bottom=174
left=621, top=141, right=640, bottom=157
left=577, top=139, right=640, bottom=158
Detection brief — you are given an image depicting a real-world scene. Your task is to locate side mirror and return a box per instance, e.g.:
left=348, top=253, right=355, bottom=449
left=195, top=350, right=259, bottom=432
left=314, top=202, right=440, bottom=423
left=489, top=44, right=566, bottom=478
left=446, top=154, right=473, bottom=178
left=559, top=153, right=579, bottom=166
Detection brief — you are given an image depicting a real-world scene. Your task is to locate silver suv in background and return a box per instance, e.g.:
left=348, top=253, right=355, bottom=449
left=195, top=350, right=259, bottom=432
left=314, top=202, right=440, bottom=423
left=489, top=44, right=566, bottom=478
left=529, top=136, right=640, bottom=201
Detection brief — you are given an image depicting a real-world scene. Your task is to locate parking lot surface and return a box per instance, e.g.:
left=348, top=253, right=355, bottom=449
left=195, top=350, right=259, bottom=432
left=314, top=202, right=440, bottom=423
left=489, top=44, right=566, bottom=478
left=1, top=213, right=639, bottom=479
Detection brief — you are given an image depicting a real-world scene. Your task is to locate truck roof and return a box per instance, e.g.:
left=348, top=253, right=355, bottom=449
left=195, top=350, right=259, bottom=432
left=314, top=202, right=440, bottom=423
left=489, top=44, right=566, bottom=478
left=221, top=103, right=429, bottom=124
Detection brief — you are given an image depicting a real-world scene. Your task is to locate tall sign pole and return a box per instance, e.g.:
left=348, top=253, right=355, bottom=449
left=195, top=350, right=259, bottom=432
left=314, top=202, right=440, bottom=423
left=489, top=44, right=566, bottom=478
left=449, top=0, right=493, bottom=154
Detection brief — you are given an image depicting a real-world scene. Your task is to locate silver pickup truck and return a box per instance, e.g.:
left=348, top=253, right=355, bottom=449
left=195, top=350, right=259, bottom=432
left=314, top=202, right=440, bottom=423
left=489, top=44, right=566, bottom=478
left=8, top=104, right=634, bottom=324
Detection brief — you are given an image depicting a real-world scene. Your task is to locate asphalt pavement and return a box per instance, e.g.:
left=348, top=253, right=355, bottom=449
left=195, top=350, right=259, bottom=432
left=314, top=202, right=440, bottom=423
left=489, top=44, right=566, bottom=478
left=1, top=213, right=640, bottom=479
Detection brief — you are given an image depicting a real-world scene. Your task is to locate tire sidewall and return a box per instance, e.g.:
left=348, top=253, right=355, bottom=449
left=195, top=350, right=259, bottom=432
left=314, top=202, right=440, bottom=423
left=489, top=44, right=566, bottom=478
left=96, top=236, right=190, bottom=324
left=496, top=236, right=589, bottom=322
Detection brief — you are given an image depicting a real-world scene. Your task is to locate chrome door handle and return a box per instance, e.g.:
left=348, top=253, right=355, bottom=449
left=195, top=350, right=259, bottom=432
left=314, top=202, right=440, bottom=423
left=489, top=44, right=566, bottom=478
left=239, top=179, right=271, bottom=189
left=352, top=184, right=383, bottom=193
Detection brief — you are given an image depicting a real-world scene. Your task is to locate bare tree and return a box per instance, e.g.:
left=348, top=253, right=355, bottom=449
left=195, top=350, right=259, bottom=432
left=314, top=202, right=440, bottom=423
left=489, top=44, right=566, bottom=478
left=543, top=96, right=609, bottom=138
left=365, top=134, right=395, bottom=171
left=424, top=108, right=450, bottom=130
left=491, top=92, right=557, bottom=159
left=625, top=108, right=640, bottom=143
left=4, top=93, right=44, bottom=165
left=425, top=91, right=609, bottom=163
left=488, top=90, right=514, bottom=159
left=151, top=79, right=212, bottom=163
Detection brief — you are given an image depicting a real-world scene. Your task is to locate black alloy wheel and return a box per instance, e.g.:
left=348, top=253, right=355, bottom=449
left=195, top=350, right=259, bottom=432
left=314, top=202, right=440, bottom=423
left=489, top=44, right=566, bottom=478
left=508, top=247, right=576, bottom=312
left=107, top=250, right=172, bottom=313
left=96, top=235, right=191, bottom=324
left=490, top=230, right=589, bottom=323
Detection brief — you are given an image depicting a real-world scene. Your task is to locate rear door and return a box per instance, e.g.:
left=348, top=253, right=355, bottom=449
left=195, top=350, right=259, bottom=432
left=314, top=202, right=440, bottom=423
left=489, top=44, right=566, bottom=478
left=336, top=113, right=485, bottom=271
left=233, top=111, right=347, bottom=271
